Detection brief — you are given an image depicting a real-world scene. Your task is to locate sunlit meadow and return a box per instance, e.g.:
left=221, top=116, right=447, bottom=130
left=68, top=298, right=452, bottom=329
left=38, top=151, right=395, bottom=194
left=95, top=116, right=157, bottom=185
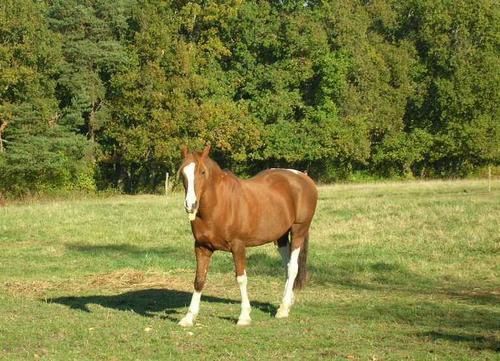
left=0, top=180, right=498, bottom=360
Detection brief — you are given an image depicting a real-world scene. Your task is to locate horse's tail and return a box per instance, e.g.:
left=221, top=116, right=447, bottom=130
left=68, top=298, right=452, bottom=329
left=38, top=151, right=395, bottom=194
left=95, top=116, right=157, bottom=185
left=293, top=232, right=309, bottom=290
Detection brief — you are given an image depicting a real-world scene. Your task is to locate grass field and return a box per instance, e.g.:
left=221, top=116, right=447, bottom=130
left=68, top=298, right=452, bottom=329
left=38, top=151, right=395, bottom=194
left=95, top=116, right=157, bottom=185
left=0, top=180, right=499, bottom=360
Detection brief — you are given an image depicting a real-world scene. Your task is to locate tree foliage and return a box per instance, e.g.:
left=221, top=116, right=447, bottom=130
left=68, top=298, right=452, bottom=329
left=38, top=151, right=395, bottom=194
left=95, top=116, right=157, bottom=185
left=0, top=0, right=498, bottom=195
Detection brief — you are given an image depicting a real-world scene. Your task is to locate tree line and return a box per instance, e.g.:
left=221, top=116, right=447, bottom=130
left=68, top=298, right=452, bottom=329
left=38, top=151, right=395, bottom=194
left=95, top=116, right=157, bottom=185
left=1, top=0, right=498, bottom=195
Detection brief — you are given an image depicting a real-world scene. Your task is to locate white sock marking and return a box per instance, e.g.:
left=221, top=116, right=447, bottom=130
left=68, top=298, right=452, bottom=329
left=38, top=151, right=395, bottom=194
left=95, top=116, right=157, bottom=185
left=237, top=271, right=251, bottom=324
left=182, top=162, right=197, bottom=212
left=282, top=248, right=300, bottom=308
left=179, top=290, right=201, bottom=326
left=188, top=290, right=202, bottom=315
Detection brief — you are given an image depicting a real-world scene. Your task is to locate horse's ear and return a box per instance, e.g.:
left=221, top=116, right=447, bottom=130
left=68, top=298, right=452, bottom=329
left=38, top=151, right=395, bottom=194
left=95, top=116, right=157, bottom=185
left=201, top=144, right=211, bottom=158
left=181, top=145, right=189, bottom=158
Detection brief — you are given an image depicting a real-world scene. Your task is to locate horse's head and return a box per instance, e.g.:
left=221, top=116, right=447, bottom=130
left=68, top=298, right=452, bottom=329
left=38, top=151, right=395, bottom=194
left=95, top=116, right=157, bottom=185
left=179, top=144, right=212, bottom=221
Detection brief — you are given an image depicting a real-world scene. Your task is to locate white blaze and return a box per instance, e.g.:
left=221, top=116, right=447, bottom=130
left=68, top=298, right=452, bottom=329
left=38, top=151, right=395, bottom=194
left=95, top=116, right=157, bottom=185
left=182, top=162, right=197, bottom=212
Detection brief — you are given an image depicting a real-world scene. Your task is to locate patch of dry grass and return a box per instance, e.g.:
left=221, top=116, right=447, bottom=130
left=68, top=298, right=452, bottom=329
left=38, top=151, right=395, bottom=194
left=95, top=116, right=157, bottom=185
left=2, top=269, right=194, bottom=299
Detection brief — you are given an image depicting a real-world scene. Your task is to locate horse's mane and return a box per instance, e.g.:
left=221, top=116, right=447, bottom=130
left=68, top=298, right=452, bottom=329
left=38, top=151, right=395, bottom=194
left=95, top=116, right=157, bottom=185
left=222, top=168, right=235, bottom=177
left=219, top=168, right=242, bottom=194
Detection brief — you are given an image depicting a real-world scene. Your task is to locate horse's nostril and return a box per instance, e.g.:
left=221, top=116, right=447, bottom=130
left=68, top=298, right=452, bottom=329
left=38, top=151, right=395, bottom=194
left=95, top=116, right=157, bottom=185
left=185, top=200, right=198, bottom=212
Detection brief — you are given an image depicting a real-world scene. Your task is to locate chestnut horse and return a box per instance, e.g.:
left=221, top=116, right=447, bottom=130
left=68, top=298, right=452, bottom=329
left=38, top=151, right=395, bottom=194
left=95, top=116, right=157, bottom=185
left=178, top=145, right=318, bottom=326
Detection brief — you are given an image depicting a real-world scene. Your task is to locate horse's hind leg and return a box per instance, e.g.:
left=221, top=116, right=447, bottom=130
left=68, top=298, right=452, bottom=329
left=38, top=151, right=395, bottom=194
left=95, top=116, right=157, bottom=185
left=276, top=233, right=290, bottom=276
left=276, top=224, right=308, bottom=318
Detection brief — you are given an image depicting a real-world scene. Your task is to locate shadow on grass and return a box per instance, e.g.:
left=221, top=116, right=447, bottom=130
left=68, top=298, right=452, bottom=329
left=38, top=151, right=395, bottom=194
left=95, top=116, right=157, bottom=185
left=66, top=243, right=189, bottom=258
left=65, top=242, right=194, bottom=269
left=66, top=244, right=500, bottom=308
left=246, top=251, right=500, bottom=308
left=246, top=251, right=429, bottom=288
left=46, top=250, right=499, bottom=349
left=419, top=331, right=500, bottom=352
left=47, top=289, right=276, bottom=324
left=340, top=299, right=500, bottom=331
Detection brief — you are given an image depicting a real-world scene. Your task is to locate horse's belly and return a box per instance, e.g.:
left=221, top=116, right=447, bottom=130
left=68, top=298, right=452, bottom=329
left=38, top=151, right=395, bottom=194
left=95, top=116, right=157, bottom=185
left=232, top=188, right=296, bottom=244
left=240, top=211, right=292, bottom=245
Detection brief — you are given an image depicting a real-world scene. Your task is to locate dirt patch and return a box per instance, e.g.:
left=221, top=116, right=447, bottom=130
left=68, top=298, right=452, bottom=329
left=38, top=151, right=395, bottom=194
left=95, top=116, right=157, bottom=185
left=2, top=269, right=194, bottom=298
left=2, top=280, right=57, bottom=297
left=86, top=269, right=193, bottom=292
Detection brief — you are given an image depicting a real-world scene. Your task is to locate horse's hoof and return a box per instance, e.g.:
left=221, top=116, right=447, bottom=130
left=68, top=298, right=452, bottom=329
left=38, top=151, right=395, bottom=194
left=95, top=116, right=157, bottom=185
left=275, top=306, right=289, bottom=319
left=237, top=317, right=252, bottom=326
left=178, top=317, right=194, bottom=327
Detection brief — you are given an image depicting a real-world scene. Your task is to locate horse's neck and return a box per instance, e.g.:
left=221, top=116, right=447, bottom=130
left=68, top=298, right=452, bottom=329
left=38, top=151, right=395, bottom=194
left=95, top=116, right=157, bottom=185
left=199, top=170, right=240, bottom=218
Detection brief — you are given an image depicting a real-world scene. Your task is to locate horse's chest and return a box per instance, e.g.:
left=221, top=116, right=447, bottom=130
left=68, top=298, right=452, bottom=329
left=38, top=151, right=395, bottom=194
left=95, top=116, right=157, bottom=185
left=191, top=220, right=231, bottom=251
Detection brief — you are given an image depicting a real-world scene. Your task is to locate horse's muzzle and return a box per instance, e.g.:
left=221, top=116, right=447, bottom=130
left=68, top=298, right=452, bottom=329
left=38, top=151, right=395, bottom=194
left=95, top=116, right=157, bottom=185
left=185, top=200, right=198, bottom=221
left=184, top=200, right=198, bottom=213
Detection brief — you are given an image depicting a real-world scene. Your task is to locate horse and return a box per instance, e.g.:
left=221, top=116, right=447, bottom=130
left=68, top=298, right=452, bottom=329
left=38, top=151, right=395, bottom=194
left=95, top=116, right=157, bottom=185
left=177, top=145, right=318, bottom=326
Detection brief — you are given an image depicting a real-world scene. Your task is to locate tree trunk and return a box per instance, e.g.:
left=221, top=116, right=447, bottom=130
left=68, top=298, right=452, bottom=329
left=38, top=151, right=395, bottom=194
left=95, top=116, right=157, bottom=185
left=0, top=120, right=8, bottom=153
left=89, top=101, right=96, bottom=143
left=88, top=99, right=102, bottom=144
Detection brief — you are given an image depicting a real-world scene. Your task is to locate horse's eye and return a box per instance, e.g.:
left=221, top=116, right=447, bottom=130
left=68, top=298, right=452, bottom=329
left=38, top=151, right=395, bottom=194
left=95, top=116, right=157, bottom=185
left=201, top=170, right=206, bottom=175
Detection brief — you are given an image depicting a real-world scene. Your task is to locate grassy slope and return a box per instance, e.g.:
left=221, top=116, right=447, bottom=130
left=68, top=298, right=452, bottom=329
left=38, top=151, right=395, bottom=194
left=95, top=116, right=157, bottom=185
left=0, top=180, right=499, bottom=360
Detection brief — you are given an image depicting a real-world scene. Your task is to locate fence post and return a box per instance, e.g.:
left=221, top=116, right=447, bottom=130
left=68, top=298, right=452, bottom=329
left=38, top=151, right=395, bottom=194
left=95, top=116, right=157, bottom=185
left=165, top=172, right=169, bottom=196
left=488, top=165, right=491, bottom=193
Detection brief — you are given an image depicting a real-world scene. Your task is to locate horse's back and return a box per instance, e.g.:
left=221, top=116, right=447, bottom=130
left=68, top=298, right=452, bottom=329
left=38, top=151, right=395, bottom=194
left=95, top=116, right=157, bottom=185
left=246, top=168, right=317, bottom=224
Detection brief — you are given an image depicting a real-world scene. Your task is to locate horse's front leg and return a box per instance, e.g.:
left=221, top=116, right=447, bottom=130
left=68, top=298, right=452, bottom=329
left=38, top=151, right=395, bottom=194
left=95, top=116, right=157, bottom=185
left=232, top=242, right=251, bottom=326
left=179, top=245, right=213, bottom=327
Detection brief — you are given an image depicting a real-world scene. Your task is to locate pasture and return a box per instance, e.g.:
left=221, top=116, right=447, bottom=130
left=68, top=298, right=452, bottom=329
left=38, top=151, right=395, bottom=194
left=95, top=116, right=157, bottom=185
left=0, top=180, right=499, bottom=360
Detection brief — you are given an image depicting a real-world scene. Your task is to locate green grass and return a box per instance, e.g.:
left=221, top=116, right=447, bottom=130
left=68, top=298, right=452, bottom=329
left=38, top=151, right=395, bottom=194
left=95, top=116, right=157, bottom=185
left=1, top=180, right=499, bottom=360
